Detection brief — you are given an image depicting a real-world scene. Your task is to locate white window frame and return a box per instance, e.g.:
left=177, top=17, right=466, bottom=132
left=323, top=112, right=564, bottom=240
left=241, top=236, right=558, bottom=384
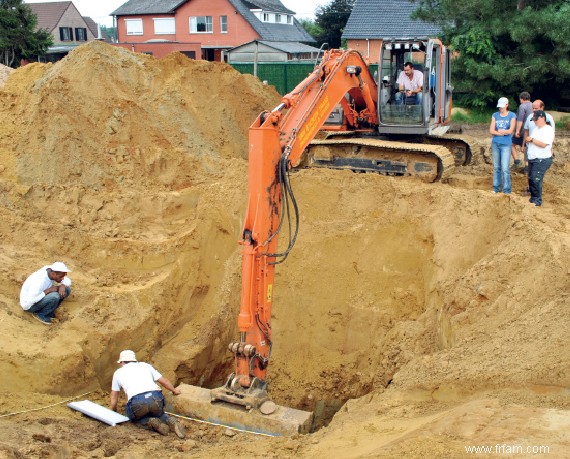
left=190, top=16, right=213, bottom=33
left=125, top=18, right=143, bottom=36
left=153, top=18, right=175, bottom=35
left=263, top=13, right=270, bottom=22
left=275, top=14, right=281, bottom=23
left=287, top=15, right=292, bottom=24
left=220, top=15, right=227, bottom=33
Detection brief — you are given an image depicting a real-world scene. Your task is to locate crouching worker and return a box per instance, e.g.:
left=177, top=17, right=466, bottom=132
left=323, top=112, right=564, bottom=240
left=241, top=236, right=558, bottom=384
left=20, top=261, right=72, bottom=325
left=110, top=350, right=186, bottom=438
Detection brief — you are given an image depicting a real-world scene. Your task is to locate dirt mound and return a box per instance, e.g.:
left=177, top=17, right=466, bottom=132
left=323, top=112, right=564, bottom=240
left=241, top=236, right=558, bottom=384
left=1, top=41, right=569, bottom=458
left=0, top=41, right=279, bottom=190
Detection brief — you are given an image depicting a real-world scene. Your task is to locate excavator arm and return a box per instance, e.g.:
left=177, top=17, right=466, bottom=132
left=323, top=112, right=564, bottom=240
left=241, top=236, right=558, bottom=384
left=210, top=50, right=378, bottom=411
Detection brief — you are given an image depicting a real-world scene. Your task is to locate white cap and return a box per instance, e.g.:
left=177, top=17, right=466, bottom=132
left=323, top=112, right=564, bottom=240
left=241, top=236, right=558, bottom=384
left=50, top=262, right=71, bottom=273
left=496, top=97, right=509, bottom=108
left=117, top=350, right=137, bottom=363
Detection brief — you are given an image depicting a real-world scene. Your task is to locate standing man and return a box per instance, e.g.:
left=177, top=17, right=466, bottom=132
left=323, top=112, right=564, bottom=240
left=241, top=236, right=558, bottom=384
left=20, top=261, right=72, bottom=325
left=522, top=99, right=555, bottom=173
left=511, top=92, right=533, bottom=169
left=395, top=62, right=423, bottom=105
left=524, top=110, right=554, bottom=207
left=110, top=350, right=186, bottom=438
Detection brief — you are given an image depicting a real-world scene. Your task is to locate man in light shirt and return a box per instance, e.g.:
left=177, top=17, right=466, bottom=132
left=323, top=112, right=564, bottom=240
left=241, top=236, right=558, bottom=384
left=395, top=62, right=423, bottom=106
left=110, top=350, right=186, bottom=438
left=524, top=110, right=555, bottom=207
left=20, top=261, right=72, bottom=325
left=523, top=99, right=555, bottom=158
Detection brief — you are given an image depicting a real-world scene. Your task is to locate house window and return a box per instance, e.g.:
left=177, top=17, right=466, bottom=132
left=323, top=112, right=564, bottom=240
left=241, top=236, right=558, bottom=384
left=275, top=14, right=281, bottom=23
left=190, top=16, right=213, bottom=33
left=59, top=27, right=73, bottom=41
left=154, top=18, right=175, bottom=34
left=263, top=13, right=270, bottom=22
left=75, top=28, right=87, bottom=41
left=220, top=16, right=227, bottom=33
left=287, top=15, right=292, bottom=24
left=125, top=19, right=143, bottom=35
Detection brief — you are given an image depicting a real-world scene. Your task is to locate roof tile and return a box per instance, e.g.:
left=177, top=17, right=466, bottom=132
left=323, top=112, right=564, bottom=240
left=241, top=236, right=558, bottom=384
left=342, top=0, right=441, bottom=40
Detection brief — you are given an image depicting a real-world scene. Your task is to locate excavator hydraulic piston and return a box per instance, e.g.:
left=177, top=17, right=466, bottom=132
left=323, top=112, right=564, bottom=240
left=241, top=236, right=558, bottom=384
left=228, top=342, right=257, bottom=357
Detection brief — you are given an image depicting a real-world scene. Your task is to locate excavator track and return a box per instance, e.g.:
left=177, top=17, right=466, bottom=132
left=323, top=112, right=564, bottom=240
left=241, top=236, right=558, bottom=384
left=301, top=137, right=456, bottom=182
left=427, top=133, right=479, bottom=166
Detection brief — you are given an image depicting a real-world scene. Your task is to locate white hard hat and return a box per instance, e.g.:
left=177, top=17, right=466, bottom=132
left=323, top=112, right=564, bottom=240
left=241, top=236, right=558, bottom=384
left=382, top=76, right=390, bottom=82
left=50, top=261, right=71, bottom=273
left=117, top=350, right=137, bottom=363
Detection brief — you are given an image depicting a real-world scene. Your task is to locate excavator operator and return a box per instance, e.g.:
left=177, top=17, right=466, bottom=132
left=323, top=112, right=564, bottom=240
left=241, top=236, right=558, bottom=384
left=395, top=62, right=423, bottom=106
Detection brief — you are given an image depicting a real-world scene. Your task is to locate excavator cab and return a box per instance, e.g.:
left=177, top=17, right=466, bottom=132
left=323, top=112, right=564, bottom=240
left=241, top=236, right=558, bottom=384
left=378, top=38, right=452, bottom=136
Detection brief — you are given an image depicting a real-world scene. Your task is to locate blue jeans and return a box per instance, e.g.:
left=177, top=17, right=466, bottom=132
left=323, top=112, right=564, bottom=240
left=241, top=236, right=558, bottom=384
left=27, top=287, right=71, bottom=320
left=528, top=157, right=552, bottom=206
left=492, top=142, right=512, bottom=193
left=126, top=391, right=170, bottom=426
left=395, top=91, right=422, bottom=106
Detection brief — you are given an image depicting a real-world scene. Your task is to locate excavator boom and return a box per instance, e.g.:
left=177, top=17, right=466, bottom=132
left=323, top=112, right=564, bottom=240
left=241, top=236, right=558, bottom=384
left=174, top=49, right=380, bottom=435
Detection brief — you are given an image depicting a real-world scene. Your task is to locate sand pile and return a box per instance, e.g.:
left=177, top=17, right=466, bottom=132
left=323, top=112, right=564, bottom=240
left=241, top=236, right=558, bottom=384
left=0, top=41, right=569, bottom=458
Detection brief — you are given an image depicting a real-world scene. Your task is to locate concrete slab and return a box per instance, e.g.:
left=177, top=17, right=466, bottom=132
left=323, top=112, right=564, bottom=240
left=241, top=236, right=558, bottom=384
left=172, top=384, right=314, bottom=436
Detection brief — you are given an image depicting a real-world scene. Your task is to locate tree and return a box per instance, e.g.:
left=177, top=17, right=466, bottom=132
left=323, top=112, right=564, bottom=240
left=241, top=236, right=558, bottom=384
left=412, top=0, right=570, bottom=108
left=299, top=18, right=323, bottom=44
left=314, top=0, right=355, bottom=49
left=0, top=0, right=52, bottom=67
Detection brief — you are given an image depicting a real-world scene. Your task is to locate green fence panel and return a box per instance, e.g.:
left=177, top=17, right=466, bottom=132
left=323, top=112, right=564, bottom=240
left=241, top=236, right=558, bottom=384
left=231, top=62, right=380, bottom=96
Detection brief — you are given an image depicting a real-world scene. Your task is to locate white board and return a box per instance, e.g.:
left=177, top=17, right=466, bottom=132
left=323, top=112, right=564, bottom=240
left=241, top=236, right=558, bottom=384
left=68, top=400, right=130, bottom=426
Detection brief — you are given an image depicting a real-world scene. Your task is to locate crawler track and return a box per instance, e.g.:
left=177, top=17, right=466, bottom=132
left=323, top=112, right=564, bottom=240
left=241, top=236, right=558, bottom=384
left=427, top=133, right=479, bottom=166
left=301, top=137, right=456, bottom=182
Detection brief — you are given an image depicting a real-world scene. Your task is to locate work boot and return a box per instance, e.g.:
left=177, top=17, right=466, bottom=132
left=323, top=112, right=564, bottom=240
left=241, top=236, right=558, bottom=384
left=147, top=418, right=170, bottom=436
left=166, top=418, right=186, bottom=439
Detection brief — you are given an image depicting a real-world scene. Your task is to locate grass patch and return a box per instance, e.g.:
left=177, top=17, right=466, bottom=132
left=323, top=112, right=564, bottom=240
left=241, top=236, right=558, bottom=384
left=555, top=116, right=570, bottom=130
left=451, top=108, right=493, bottom=124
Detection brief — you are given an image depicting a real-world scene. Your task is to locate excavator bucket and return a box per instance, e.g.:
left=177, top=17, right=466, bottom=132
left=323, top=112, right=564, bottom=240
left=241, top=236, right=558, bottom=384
left=172, top=384, right=314, bottom=436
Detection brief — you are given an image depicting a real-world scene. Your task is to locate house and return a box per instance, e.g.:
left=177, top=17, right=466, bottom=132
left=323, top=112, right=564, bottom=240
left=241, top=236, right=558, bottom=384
left=111, top=0, right=315, bottom=61
left=83, top=17, right=113, bottom=44
left=27, top=1, right=102, bottom=62
left=342, top=0, right=441, bottom=64
left=226, top=40, right=320, bottom=63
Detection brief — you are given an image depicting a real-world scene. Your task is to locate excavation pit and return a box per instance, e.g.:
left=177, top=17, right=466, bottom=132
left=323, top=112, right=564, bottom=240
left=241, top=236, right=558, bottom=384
left=1, top=41, right=569, bottom=457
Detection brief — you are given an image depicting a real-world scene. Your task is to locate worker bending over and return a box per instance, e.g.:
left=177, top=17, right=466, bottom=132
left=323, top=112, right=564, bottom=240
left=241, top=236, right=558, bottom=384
left=110, top=350, right=186, bottom=438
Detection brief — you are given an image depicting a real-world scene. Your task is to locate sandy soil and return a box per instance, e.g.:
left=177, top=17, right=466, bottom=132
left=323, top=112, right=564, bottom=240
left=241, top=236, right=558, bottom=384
left=0, top=42, right=569, bottom=458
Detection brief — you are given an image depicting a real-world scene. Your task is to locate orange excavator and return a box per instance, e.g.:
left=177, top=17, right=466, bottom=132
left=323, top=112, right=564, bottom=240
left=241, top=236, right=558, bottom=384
left=175, top=42, right=472, bottom=435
